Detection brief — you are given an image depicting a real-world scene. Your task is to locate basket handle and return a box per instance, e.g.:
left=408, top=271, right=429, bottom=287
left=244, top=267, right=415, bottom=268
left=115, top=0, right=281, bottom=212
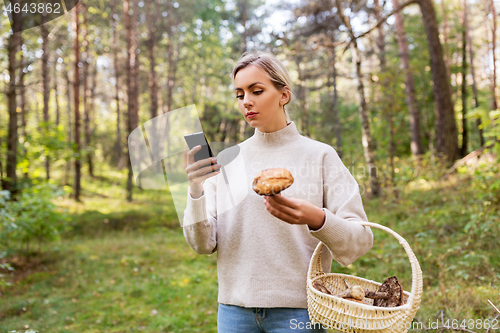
left=307, top=221, right=423, bottom=310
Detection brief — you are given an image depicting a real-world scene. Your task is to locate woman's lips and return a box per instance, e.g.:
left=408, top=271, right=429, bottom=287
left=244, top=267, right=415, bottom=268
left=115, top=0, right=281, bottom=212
left=246, top=112, right=258, bottom=118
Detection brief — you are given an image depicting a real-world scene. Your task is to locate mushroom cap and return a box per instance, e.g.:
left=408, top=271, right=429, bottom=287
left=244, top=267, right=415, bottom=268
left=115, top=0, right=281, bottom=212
left=351, top=285, right=365, bottom=301
left=252, top=168, right=294, bottom=196
left=373, top=276, right=403, bottom=307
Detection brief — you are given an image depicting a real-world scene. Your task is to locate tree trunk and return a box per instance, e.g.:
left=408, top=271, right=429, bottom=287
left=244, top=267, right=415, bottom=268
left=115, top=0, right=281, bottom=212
left=374, top=0, right=386, bottom=69
left=19, top=33, right=28, bottom=179
left=111, top=0, right=122, bottom=166
left=374, top=0, right=396, bottom=190
left=238, top=0, right=248, bottom=53
left=439, top=0, right=452, bottom=90
left=147, top=0, right=158, bottom=121
left=165, top=30, right=179, bottom=114
left=294, top=53, right=310, bottom=136
left=54, top=62, right=60, bottom=126
left=64, top=67, right=72, bottom=186
left=460, top=4, right=468, bottom=157
left=418, top=0, right=459, bottom=164
left=328, top=47, right=342, bottom=158
left=4, top=5, right=21, bottom=194
left=125, top=0, right=132, bottom=201
left=125, top=0, right=139, bottom=201
left=82, top=4, right=94, bottom=178
left=464, top=0, right=484, bottom=146
left=336, top=0, right=381, bottom=197
left=88, top=65, right=97, bottom=177
left=147, top=0, right=161, bottom=173
left=133, top=0, right=140, bottom=187
left=393, top=0, right=424, bottom=156
left=489, top=0, right=498, bottom=111
left=73, top=4, right=82, bottom=201
left=41, top=20, right=50, bottom=180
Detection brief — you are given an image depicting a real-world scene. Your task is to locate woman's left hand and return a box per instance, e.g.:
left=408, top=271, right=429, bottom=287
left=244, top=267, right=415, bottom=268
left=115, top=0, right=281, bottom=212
left=263, top=194, right=325, bottom=230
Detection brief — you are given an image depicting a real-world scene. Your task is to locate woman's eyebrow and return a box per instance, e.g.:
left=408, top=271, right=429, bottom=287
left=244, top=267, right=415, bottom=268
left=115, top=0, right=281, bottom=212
left=235, top=82, right=264, bottom=91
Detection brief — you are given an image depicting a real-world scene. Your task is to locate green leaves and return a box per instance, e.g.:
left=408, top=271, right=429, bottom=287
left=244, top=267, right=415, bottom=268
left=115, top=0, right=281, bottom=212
left=0, top=182, right=70, bottom=254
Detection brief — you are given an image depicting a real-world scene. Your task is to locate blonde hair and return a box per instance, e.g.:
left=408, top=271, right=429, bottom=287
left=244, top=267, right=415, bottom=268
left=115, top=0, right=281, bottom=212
left=231, top=51, right=294, bottom=123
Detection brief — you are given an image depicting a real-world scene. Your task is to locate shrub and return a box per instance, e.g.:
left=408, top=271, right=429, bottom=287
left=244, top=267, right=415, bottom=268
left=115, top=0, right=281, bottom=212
left=0, top=182, right=70, bottom=255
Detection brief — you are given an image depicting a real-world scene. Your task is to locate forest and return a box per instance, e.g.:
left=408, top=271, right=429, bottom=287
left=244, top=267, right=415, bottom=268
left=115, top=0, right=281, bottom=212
left=0, top=0, right=499, bottom=331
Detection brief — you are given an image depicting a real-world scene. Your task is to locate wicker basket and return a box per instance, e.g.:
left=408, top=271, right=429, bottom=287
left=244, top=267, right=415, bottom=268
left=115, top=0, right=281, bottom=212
left=306, top=221, right=423, bottom=333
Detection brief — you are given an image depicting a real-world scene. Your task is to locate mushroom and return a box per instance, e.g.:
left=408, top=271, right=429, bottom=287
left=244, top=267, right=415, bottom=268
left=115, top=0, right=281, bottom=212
left=252, top=168, right=294, bottom=196
left=371, top=276, right=403, bottom=307
left=313, top=276, right=404, bottom=308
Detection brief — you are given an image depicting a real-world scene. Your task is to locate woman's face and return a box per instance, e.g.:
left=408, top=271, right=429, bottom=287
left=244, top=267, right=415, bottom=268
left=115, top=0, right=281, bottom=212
left=234, top=64, right=289, bottom=133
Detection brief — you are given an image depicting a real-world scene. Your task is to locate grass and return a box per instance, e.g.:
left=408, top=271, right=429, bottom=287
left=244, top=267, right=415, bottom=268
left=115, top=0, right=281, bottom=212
left=1, top=159, right=499, bottom=332
left=0, top=229, right=218, bottom=332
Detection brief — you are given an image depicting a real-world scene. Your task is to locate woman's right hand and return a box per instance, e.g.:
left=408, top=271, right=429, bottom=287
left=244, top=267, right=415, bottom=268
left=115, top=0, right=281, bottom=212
left=185, top=145, right=221, bottom=198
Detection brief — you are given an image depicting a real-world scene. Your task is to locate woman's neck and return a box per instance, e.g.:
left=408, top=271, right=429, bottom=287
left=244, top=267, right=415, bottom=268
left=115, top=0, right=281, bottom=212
left=256, top=119, right=288, bottom=133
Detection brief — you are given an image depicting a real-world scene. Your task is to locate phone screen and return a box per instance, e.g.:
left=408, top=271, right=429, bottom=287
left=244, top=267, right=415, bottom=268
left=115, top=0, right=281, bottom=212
left=184, top=132, right=215, bottom=170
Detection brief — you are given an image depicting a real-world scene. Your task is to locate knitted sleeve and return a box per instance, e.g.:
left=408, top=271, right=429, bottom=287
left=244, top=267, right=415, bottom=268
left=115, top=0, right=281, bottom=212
left=182, top=176, right=218, bottom=255
left=309, top=146, right=373, bottom=266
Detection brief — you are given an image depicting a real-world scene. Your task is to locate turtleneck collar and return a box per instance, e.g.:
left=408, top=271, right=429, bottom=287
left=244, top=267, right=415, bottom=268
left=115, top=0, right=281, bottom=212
left=250, top=121, right=301, bottom=148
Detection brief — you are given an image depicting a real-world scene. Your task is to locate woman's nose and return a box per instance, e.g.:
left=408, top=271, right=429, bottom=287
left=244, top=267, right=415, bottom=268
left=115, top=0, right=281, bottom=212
left=243, top=94, right=253, bottom=107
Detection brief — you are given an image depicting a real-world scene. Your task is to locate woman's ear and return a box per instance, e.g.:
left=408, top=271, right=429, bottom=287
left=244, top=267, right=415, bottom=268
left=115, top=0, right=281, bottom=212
left=279, top=87, right=291, bottom=106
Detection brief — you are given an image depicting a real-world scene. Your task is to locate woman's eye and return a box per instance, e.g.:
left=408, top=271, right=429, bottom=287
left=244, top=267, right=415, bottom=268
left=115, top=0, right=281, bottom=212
left=236, top=95, right=243, bottom=99
left=254, top=90, right=263, bottom=95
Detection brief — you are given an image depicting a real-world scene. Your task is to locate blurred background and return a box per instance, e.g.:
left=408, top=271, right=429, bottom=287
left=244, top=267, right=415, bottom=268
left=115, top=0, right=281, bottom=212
left=0, top=0, right=499, bottom=331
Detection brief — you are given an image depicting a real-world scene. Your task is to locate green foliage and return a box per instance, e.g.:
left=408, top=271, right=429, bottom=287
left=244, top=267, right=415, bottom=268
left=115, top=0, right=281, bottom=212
left=0, top=191, right=15, bottom=289
left=0, top=183, right=71, bottom=254
left=19, top=121, right=71, bottom=178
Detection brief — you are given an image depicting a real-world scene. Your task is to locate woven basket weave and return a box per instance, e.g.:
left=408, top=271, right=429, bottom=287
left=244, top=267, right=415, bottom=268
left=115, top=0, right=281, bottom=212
left=306, top=221, right=423, bottom=333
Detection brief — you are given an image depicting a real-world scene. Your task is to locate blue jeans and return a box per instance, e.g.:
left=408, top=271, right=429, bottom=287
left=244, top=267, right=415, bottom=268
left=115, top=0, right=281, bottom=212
left=217, top=303, right=327, bottom=333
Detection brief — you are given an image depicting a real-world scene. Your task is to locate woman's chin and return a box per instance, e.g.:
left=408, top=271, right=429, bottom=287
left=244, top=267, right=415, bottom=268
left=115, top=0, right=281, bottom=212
left=245, top=118, right=258, bottom=127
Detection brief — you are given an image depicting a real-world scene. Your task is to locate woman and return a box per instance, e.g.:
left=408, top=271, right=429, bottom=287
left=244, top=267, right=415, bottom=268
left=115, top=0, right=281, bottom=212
left=183, top=51, right=373, bottom=333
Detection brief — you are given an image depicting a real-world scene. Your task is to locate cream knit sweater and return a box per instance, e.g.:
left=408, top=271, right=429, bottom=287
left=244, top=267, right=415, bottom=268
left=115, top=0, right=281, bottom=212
left=182, top=121, right=373, bottom=308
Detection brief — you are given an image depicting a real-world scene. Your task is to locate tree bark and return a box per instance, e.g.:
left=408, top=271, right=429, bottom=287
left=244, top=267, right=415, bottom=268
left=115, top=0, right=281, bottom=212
left=111, top=0, right=122, bottom=166
left=82, top=5, right=93, bottom=178
left=294, top=53, right=309, bottom=136
left=418, top=0, right=459, bottom=164
left=460, top=3, right=468, bottom=157
left=73, top=4, right=82, bottom=201
left=19, top=33, right=28, bottom=179
left=64, top=66, right=72, bottom=186
left=125, top=0, right=133, bottom=201
left=133, top=0, right=140, bottom=186
left=4, top=4, right=21, bottom=194
left=165, top=30, right=179, bottom=114
left=147, top=0, right=158, bottom=121
left=125, top=0, right=139, bottom=201
left=374, top=0, right=396, bottom=190
left=439, top=0, right=452, bottom=90
left=336, top=0, right=381, bottom=197
left=88, top=65, right=96, bottom=177
left=393, top=0, right=424, bottom=156
left=238, top=0, right=248, bottom=53
left=374, top=0, right=386, bottom=69
left=489, top=0, right=498, bottom=111
left=41, top=18, right=50, bottom=180
left=464, top=0, right=484, bottom=146
left=328, top=47, right=342, bottom=158
left=54, top=62, right=60, bottom=126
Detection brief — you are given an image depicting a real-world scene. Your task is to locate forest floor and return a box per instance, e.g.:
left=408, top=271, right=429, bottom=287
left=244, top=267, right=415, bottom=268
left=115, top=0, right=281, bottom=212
left=0, top=159, right=499, bottom=333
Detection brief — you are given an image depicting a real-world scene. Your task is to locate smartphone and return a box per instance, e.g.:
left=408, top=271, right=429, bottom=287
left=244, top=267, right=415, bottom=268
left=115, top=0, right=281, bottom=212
left=184, top=132, right=215, bottom=171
